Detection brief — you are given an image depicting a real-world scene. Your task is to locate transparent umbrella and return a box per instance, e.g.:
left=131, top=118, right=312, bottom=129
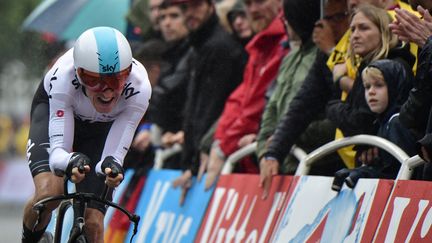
left=22, top=0, right=131, bottom=40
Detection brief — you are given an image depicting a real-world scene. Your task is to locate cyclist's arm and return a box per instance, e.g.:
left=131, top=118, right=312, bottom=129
left=95, top=104, right=148, bottom=175
left=48, top=92, right=75, bottom=175
left=96, top=63, right=151, bottom=175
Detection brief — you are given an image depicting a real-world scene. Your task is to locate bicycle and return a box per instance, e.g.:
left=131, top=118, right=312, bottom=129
left=32, top=170, right=140, bottom=243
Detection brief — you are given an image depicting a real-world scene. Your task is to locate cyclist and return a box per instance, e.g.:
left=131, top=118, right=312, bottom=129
left=22, top=26, right=151, bottom=243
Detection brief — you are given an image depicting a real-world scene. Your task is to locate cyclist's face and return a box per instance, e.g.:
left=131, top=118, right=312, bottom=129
left=86, top=87, right=121, bottom=113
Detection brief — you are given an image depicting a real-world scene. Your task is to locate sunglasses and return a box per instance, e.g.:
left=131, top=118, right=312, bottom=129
left=77, top=65, right=131, bottom=92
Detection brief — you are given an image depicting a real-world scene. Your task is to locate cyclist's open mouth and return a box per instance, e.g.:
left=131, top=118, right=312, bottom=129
left=98, top=96, right=115, bottom=104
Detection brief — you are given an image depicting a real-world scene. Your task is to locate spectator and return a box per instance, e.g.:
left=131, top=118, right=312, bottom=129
left=171, top=0, right=247, bottom=205
left=256, top=0, right=322, bottom=175
left=390, top=0, right=432, bottom=180
left=226, top=0, right=254, bottom=46
left=135, top=39, right=168, bottom=88
left=390, top=0, right=432, bottom=48
left=131, top=0, right=191, bottom=157
left=313, top=0, right=349, bottom=55
left=328, top=0, right=418, bottom=79
left=259, top=0, right=350, bottom=199
left=202, top=0, right=288, bottom=190
left=128, top=0, right=164, bottom=50
left=332, top=59, right=416, bottom=190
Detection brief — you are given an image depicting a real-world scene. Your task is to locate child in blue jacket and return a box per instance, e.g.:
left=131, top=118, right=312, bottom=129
left=332, top=59, right=416, bottom=191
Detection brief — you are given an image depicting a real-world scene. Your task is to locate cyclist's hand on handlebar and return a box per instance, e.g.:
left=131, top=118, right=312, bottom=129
left=66, top=152, right=91, bottom=183
left=101, top=156, right=124, bottom=188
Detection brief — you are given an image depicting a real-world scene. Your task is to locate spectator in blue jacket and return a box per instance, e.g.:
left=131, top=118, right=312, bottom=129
left=332, top=59, right=417, bottom=191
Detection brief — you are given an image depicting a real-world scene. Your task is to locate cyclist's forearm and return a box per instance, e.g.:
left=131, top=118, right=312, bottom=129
left=49, top=147, right=72, bottom=175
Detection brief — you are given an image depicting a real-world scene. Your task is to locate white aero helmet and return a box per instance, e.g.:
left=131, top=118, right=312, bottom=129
left=74, top=27, right=132, bottom=92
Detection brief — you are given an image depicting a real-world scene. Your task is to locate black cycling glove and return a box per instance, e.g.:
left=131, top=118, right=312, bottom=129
left=64, top=152, right=91, bottom=179
left=101, top=156, right=124, bottom=178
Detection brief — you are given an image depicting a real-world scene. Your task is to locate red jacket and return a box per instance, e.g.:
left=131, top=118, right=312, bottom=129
left=215, top=13, right=288, bottom=158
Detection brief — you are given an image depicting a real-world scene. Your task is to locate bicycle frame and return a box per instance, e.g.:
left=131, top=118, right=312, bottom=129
left=33, top=177, right=140, bottom=243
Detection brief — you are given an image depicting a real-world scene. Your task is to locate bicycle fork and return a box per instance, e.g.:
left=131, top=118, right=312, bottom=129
left=68, top=198, right=86, bottom=243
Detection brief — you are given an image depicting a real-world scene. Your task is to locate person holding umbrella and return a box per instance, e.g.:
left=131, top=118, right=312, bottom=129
left=21, top=26, right=151, bottom=243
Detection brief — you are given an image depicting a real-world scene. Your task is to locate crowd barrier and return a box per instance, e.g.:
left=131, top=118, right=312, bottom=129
left=101, top=170, right=431, bottom=243
left=101, top=135, right=432, bottom=242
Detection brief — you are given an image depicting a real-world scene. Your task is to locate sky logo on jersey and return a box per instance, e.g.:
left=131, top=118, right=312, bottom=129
left=56, top=110, right=64, bottom=117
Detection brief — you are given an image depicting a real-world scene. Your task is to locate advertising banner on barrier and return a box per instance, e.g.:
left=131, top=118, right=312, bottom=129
left=127, top=169, right=214, bottom=243
left=271, top=176, right=393, bottom=243
left=375, top=180, right=432, bottom=242
left=195, top=174, right=293, bottom=243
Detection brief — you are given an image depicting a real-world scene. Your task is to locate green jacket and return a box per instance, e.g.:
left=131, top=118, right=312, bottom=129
left=256, top=41, right=317, bottom=162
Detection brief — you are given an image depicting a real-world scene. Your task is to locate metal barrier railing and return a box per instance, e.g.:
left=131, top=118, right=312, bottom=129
left=221, top=142, right=307, bottom=174
left=153, top=143, right=182, bottom=169
left=397, top=155, right=425, bottom=180
left=294, top=134, right=425, bottom=180
left=151, top=134, right=425, bottom=181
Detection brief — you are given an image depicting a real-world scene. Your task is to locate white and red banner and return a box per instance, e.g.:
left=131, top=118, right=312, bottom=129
left=375, top=180, right=432, bottom=242
left=270, top=176, right=393, bottom=243
left=196, top=174, right=293, bottom=243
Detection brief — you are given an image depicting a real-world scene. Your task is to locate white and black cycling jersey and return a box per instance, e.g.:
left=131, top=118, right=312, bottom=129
left=44, top=49, right=151, bottom=175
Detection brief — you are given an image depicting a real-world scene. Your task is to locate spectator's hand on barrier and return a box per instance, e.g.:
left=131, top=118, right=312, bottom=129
left=332, top=165, right=380, bottom=191
left=204, top=147, right=225, bottom=190
left=132, top=130, right=152, bottom=151
left=172, top=169, right=193, bottom=206
left=332, top=168, right=351, bottom=192
left=359, top=147, right=379, bottom=165
left=162, top=131, right=184, bottom=148
left=238, top=133, right=257, bottom=148
left=172, top=131, right=184, bottom=144
left=259, top=157, right=279, bottom=200
left=66, top=152, right=91, bottom=183
left=161, top=132, right=175, bottom=148
left=101, top=156, right=124, bottom=188
left=313, top=19, right=335, bottom=55
left=198, top=152, right=209, bottom=182
left=390, top=7, right=432, bottom=47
